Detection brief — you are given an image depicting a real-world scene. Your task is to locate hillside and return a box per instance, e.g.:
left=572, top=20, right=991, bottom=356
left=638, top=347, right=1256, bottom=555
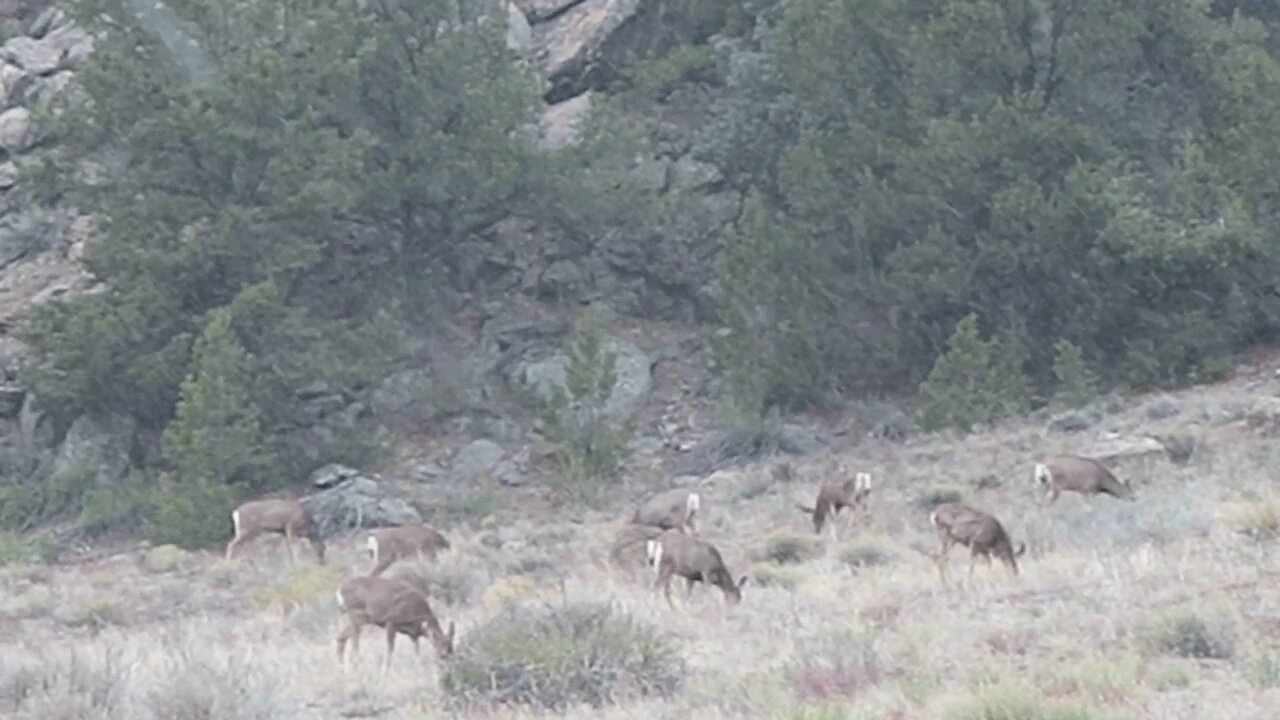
left=4, top=365, right=1280, bottom=718
left=3, top=0, right=1280, bottom=716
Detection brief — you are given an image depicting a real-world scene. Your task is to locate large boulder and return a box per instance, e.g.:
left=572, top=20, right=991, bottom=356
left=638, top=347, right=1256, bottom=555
left=47, top=411, right=136, bottom=484
left=301, top=468, right=422, bottom=536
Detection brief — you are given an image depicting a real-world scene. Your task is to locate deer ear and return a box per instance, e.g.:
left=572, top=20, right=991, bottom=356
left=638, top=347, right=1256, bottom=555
left=737, top=575, right=748, bottom=588
left=447, top=621, right=456, bottom=646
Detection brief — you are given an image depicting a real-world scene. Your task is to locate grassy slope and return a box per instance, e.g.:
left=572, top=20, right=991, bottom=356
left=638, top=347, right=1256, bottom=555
left=4, top=367, right=1280, bottom=719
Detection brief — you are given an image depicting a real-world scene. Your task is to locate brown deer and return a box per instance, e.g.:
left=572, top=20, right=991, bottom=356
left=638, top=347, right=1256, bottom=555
left=608, top=523, right=667, bottom=570
left=929, top=502, right=1025, bottom=586
left=631, top=487, right=701, bottom=535
left=797, top=469, right=872, bottom=540
left=225, top=497, right=325, bottom=565
left=366, top=525, right=451, bottom=576
left=1034, top=455, right=1134, bottom=506
left=335, top=574, right=455, bottom=671
left=645, top=530, right=747, bottom=609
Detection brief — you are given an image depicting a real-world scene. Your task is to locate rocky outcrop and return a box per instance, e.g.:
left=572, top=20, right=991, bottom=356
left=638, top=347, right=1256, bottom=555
left=301, top=464, right=423, bottom=536
left=0, top=3, right=96, bottom=367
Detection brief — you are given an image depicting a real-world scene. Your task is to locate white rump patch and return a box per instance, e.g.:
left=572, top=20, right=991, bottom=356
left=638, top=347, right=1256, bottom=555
left=366, top=535, right=379, bottom=560
left=1033, top=463, right=1051, bottom=485
left=685, top=492, right=701, bottom=516
left=929, top=510, right=939, bottom=528
left=335, top=589, right=346, bottom=610
left=231, top=510, right=241, bottom=538
left=646, top=540, right=663, bottom=572
left=856, top=472, right=872, bottom=490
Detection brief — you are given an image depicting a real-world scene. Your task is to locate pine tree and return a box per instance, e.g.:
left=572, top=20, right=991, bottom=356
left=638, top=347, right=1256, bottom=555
left=162, top=309, right=270, bottom=488
left=1051, top=339, right=1099, bottom=409
left=916, top=314, right=1031, bottom=432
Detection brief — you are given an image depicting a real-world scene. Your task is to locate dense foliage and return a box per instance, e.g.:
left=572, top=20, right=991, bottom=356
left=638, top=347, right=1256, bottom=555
left=17, top=0, right=639, bottom=512
left=13, top=0, right=1280, bottom=539
left=703, top=0, right=1280, bottom=423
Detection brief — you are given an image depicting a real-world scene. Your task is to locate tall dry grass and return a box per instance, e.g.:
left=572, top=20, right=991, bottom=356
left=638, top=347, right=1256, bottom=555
left=4, top=391, right=1280, bottom=719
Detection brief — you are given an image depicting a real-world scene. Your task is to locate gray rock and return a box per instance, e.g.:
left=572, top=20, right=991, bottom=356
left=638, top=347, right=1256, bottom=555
left=1, top=36, right=61, bottom=75
left=452, top=439, right=506, bottom=478
left=1083, top=436, right=1167, bottom=464
left=510, top=337, right=652, bottom=422
left=515, top=0, right=585, bottom=23
left=0, top=106, right=34, bottom=152
left=537, top=92, right=593, bottom=151
left=369, top=366, right=435, bottom=417
left=669, top=155, right=722, bottom=191
left=26, top=6, right=67, bottom=39
left=48, top=412, right=137, bottom=485
left=300, top=475, right=422, bottom=536
left=1144, top=399, right=1181, bottom=420
left=0, top=206, right=60, bottom=272
left=310, top=462, right=360, bottom=488
left=0, top=381, right=21, bottom=418
left=506, top=2, right=533, bottom=55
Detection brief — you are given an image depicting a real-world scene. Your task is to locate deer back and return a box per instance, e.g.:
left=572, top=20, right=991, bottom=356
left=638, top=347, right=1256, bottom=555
left=1041, top=455, right=1129, bottom=495
left=632, top=488, right=698, bottom=530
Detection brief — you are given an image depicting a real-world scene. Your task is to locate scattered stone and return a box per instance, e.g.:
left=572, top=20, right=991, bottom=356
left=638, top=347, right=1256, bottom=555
left=1083, top=435, right=1167, bottom=464
left=309, top=462, right=361, bottom=488
left=452, top=439, right=506, bottom=478
left=1145, top=398, right=1182, bottom=420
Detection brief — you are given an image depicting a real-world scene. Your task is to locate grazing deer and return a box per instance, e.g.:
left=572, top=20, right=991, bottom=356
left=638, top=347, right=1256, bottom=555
left=929, top=502, right=1025, bottom=586
left=335, top=574, right=455, bottom=671
left=366, top=525, right=451, bottom=576
left=797, top=469, right=872, bottom=540
left=631, top=487, right=701, bottom=535
left=225, top=497, right=325, bottom=565
left=645, top=530, right=747, bottom=609
left=608, top=523, right=667, bottom=570
left=1034, top=455, right=1134, bottom=506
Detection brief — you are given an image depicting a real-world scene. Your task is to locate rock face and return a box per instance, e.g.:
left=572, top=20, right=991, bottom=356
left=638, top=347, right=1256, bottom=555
left=508, top=336, right=653, bottom=422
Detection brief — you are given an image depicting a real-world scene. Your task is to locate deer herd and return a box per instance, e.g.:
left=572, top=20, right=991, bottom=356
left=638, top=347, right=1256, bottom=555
left=222, top=452, right=1134, bottom=670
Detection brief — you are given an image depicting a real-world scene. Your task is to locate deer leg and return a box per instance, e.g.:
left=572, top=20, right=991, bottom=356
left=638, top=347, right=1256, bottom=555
left=336, top=623, right=354, bottom=663
left=224, top=528, right=261, bottom=562
left=655, top=567, right=677, bottom=610
left=384, top=627, right=398, bottom=673
left=935, top=539, right=954, bottom=586
left=284, top=526, right=300, bottom=566
left=1041, top=485, right=1059, bottom=507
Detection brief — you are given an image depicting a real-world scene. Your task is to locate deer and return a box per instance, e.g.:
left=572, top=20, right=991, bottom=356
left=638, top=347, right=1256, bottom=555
left=630, top=487, right=701, bottom=535
left=366, top=525, right=451, bottom=576
left=645, top=530, right=747, bottom=609
left=929, top=502, right=1025, bottom=586
left=335, top=574, right=455, bottom=671
left=225, top=497, right=325, bottom=565
left=1034, top=454, right=1134, bottom=506
left=796, top=468, right=873, bottom=540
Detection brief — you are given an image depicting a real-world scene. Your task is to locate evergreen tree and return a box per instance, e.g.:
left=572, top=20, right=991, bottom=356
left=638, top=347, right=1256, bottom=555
left=162, top=308, right=270, bottom=488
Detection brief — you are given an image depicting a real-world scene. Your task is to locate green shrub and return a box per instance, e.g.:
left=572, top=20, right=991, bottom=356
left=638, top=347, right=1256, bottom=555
left=1140, top=612, right=1234, bottom=659
left=757, top=533, right=822, bottom=565
left=916, top=315, right=1031, bottom=433
left=945, top=683, right=1098, bottom=720
left=530, top=313, right=634, bottom=506
left=144, top=476, right=240, bottom=550
left=751, top=564, right=803, bottom=591
left=839, top=541, right=894, bottom=571
left=440, top=602, right=684, bottom=710
left=1050, top=339, right=1100, bottom=409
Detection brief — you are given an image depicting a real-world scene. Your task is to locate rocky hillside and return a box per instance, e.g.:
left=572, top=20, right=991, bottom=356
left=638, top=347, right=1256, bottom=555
left=0, top=0, right=752, bottom=544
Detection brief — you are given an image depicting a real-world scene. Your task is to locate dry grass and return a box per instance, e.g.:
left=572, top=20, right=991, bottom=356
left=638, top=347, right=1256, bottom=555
left=5, top=385, right=1280, bottom=718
